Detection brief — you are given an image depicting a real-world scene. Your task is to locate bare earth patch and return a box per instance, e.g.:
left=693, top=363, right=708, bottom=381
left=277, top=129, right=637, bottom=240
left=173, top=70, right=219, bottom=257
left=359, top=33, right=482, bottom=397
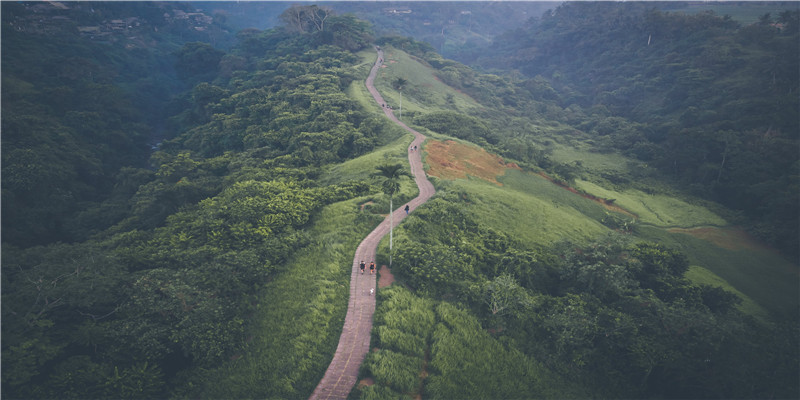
left=425, top=139, right=520, bottom=186
left=357, top=377, right=375, bottom=390
left=378, top=265, right=395, bottom=288
left=668, top=226, right=765, bottom=251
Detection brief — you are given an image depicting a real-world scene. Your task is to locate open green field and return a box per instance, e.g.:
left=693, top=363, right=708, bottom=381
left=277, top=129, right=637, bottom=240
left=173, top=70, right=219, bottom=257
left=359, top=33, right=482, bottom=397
left=686, top=265, right=771, bottom=322
left=637, top=224, right=798, bottom=318
left=547, top=140, right=633, bottom=175
left=320, top=133, right=411, bottom=186
left=374, top=45, right=483, bottom=115
left=376, top=46, right=798, bottom=319
left=424, top=174, right=609, bottom=248
left=575, top=179, right=728, bottom=228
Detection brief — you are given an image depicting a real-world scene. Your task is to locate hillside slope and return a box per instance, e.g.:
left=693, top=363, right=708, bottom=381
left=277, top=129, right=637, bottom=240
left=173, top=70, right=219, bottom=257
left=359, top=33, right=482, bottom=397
left=355, top=43, right=798, bottom=399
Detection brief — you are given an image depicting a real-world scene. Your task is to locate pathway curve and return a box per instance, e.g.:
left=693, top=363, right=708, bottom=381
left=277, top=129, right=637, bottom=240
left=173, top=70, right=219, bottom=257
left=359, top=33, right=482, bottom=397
left=309, top=47, right=435, bottom=400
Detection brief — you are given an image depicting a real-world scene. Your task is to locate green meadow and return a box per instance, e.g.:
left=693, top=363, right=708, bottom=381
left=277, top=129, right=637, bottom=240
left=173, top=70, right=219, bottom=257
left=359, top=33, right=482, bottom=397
left=373, top=47, right=797, bottom=320
left=373, top=45, right=482, bottom=115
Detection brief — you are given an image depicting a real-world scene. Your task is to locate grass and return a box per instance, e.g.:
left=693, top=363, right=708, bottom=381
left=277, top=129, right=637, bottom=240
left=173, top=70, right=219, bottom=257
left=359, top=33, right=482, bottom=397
left=201, top=198, right=375, bottom=398
left=685, top=265, right=771, bottom=322
left=637, top=225, right=798, bottom=318
left=547, top=141, right=633, bottom=175
left=383, top=41, right=795, bottom=319
left=348, top=49, right=386, bottom=116
left=319, top=134, right=413, bottom=186
left=374, top=45, right=482, bottom=115
left=427, top=302, right=580, bottom=399
left=356, top=286, right=435, bottom=399
left=452, top=171, right=610, bottom=247
left=575, top=179, right=728, bottom=228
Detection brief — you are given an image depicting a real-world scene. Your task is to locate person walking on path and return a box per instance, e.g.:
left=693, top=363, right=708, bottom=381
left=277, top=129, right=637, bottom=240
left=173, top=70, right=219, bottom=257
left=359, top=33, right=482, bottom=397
left=370, top=262, right=376, bottom=274
left=360, top=260, right=366, bottom=274
left=310, top=45, right=437, bottom=400
left=404, top=204, right=410, bottom=214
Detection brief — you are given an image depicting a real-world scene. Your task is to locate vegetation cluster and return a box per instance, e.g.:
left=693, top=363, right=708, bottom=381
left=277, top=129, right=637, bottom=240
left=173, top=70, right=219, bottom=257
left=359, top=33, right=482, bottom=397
left=358, top=194, right=797, bottom=399
left=2, top=2, right=798, bottom=400
left=376, top=3, right=799, bottom=257
left=473, top=3, right=800, bottom=256
left=2, top=4, right=386, bottom=398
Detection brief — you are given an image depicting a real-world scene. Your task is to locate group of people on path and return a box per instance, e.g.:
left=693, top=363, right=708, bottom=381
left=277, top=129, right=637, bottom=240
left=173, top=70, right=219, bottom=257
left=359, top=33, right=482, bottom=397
left=359, top=260, right=375, bottom=274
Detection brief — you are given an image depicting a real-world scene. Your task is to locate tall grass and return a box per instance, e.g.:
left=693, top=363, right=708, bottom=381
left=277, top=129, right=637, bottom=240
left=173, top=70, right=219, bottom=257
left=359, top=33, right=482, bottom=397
left=426, top=302, right=580, bottom=399
left=363, top=350, right=424, bottom=394
left=198, top=199, right=374, bottom=398
left=356, top=286, right=435, bottom=399
left=357, top=383, right=412, bottom=400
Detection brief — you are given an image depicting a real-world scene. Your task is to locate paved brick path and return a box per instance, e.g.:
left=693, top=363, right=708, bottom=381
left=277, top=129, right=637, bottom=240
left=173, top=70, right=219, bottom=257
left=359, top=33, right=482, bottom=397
left=309, top=46, right=435, bottom=400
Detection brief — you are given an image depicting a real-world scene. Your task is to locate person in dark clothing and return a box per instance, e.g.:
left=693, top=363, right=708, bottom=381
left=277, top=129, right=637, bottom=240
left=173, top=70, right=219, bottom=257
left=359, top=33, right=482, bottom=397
left=360, top=260, right=366, bottom=274
left=369, top=262, right=375, bottom=274
left=404, top=204, right=410, bottom=214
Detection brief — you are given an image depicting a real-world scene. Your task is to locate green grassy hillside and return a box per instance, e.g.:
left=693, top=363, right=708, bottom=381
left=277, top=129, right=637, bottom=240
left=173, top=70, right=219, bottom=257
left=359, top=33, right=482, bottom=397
left=361, top=45, right=797, bottom=399
left=376, top=45, right=798, bottom=321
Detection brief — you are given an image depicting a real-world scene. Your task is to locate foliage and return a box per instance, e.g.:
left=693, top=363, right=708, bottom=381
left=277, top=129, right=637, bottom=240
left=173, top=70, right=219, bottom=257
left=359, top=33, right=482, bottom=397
left=388, top=185, right=797, bottom=398
left=2, top=6, right=388, bottom=398
left=426, top=302, right=561, bottom=399
left=475, top=3, right=800, bottom=257
left=357, top=286, right=434, bottom=399
left=413, top=111, right=494, bottom=146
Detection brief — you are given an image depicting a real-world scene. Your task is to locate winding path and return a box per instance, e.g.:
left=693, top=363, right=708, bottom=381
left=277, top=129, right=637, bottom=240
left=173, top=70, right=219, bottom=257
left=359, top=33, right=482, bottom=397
left=309, top=47, right=435, bottom=400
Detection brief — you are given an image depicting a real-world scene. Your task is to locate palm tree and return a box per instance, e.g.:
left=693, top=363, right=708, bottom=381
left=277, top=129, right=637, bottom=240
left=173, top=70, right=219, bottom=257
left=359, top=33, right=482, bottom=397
left=374, top=163, right=412, bottom=266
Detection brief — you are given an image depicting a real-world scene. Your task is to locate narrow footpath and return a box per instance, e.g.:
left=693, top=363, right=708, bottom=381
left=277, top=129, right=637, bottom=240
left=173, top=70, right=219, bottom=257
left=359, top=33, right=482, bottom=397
left=309, top=47, right=436, bottom=400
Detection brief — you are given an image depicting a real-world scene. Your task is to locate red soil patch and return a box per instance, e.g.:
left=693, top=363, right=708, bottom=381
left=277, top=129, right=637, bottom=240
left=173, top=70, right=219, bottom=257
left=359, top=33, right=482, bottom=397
left=357, top=377, right=375, bottom=389
left=425, top=139, right=520, bottom=186
left=536, top=171, right=638, bottom=219
left=668, top=226, right=764, bottom=251
left=378, top=265, right=395, bottom=288
left=360, top=201, right=374, bottom=211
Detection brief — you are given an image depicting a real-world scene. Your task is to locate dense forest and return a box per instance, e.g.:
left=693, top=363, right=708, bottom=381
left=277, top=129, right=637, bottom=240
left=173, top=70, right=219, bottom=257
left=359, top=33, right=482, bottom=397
left=2, top=1, right=798, bottom=399
left=3, top=2, right=381, bottom=397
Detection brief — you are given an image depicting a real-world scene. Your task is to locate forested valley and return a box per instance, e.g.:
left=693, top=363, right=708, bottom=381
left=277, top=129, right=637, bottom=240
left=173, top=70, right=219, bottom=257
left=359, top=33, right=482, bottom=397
left=2, top=2, right=798, bottom=399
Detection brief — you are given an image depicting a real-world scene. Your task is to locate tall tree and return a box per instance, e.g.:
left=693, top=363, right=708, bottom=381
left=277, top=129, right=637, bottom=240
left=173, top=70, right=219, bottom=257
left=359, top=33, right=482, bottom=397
left=279, top=5, right=331, bottom=34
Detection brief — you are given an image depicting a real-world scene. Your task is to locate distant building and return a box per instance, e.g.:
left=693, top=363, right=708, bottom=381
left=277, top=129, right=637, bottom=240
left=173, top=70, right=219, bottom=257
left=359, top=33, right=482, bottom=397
left=383, top=7, right=412, bottom=15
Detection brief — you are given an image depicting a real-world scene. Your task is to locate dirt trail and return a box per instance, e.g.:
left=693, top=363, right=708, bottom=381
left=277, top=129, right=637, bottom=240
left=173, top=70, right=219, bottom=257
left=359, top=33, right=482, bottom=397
left=309, top=47, right=435, bottom=400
